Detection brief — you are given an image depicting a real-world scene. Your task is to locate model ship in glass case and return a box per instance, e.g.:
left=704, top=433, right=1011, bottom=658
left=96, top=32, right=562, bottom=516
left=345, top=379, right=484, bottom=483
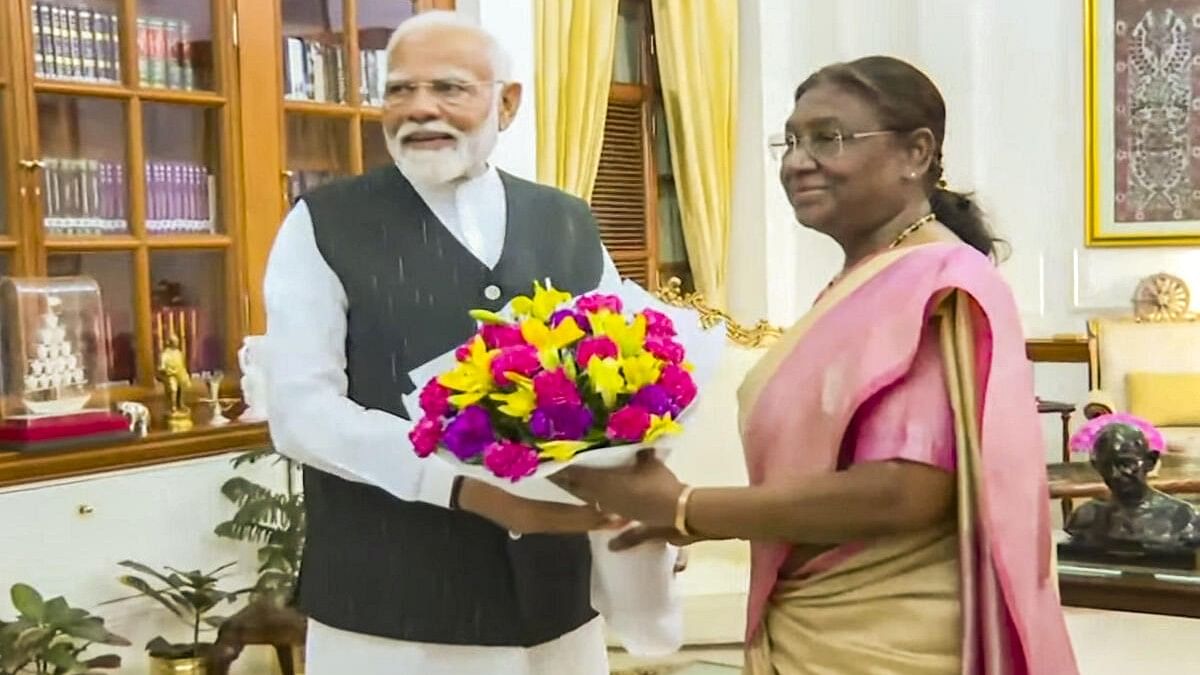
left=0, top=277, right=130, bottom=451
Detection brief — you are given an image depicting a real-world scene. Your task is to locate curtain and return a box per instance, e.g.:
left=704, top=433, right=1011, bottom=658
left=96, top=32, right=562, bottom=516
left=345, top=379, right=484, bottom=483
left=651, top=0, right=738, bottom=306
left=534, top=0, right=620, bottom=200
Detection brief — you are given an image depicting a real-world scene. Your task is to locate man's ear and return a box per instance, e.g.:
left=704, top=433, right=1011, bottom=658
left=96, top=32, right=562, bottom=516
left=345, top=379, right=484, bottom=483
left=498, top=82, right=522, bottom=131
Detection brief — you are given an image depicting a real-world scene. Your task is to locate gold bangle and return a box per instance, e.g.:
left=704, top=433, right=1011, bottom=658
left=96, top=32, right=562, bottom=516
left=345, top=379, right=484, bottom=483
left=674, top=486, right=695, bottom=537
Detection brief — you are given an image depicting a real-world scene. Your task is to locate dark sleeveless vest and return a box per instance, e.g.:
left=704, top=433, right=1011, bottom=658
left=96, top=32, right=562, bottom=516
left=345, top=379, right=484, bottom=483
left=296, top=166, right=605, bottom=646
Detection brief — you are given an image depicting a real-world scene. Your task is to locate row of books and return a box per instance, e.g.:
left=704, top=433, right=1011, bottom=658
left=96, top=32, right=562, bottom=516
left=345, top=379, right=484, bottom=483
left=145, top=162, right=216, bottom=234
left=31, top=2, right=121, bottom=83
left=286, top=170, right=342, bottom=202
left=360, top=49, right=388, bottom=106
left=283, top=37, right=347, bottom=103
left=137, top=17, right=198, bottom=90
left=41, top=158, right=128, bottom=236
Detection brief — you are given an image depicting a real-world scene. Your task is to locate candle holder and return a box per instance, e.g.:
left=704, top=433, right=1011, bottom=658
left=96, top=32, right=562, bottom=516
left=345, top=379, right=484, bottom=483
left=197, top=370, right=238, bottom=426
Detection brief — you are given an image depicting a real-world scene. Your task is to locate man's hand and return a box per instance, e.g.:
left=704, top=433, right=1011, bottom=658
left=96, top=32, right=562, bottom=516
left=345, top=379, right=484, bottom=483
left=457, top=477, right=625, bottom=535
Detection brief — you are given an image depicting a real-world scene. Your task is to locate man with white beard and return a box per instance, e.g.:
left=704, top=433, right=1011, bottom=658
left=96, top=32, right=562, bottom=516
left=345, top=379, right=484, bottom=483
left=262, top=11, right=622, bottom=675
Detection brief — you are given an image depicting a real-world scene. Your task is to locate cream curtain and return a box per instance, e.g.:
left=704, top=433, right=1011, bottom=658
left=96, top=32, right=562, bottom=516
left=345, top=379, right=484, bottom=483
left=534, top=0, right=620, bottom=200
left=651, top=0, right=737, bottom=306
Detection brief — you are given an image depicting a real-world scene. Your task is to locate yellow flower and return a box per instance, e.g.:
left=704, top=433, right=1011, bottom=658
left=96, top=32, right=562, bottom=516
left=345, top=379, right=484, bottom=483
left=586, top=357, right=625, bottom=409
left=538, top=440, right=591, bottom=462
left=511, top=281, right=572, bottom=322
left=437, top=336, right=494, bottom=408
left=520, top=316, right=585, bottom=368
left=468, top=309, right=509, bottom=325
left=620, top=352, right=662, bottom=391
left=490, top=386, right=537, bottom=420
left=644, top=414, right=682, bottom=443
left=590, top=311, right=647, bottom=358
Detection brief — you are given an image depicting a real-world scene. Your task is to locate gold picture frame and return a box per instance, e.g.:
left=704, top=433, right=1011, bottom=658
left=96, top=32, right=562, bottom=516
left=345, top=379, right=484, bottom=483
left=1084, top=0, right=1200, bottom=247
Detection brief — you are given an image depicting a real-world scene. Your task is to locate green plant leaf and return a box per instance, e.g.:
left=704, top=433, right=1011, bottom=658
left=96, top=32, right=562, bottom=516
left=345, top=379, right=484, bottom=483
left=83, top=653, right=122, bottom=670
left=42, top=640, right=83, bottom=671
left=14, top=625, right=52, bottom=653
left=42, top=597, right=70, bottom=626
left=116, top=561, right=184, bottom=590
left=203, top=616, right=226, bottom=629
left=62, top=618, right=130, bottom=646
left=10, top=584, right=45, bottom=621
left=114, top=576, right=188, bottom=621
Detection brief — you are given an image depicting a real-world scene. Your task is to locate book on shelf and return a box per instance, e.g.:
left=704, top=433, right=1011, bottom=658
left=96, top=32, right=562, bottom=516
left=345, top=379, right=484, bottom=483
left=32, top=2, right=120, bottom=83
left=144, top=161, right=215, bottom=235
left=360, top=49, right=388, bottom=106
left=137, top=16, right=197, bottom=90
left=283, top=37, right=346, bottom=103
left=286, top=171, right=342, bottom=204
left=40, top=158, right=129, bottom=236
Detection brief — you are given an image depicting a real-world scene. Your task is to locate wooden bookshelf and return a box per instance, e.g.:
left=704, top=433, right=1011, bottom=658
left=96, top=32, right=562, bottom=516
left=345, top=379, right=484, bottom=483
left=0, top=0, right=450, bottom=482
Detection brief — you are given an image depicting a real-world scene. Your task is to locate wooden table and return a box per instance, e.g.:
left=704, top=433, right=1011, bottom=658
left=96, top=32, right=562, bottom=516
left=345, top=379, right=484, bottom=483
left=1047, top=454, right=1200, bottom=500
left=1058, top=563, right=1200, bottom=619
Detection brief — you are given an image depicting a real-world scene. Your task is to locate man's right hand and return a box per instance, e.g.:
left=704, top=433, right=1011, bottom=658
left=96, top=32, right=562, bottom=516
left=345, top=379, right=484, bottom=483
left=457, top=477, right=625, bottom=535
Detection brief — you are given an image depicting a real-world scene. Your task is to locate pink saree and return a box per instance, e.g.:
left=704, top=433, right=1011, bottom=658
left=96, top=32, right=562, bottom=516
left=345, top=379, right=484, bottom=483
left=738, top=243, right=1077, bottom=674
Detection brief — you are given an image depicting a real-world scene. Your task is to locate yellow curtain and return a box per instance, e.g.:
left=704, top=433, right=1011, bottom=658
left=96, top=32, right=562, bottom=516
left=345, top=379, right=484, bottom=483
left=651, top=0, right=737, bottom=306
left=534, top=0, right=620, bottom=200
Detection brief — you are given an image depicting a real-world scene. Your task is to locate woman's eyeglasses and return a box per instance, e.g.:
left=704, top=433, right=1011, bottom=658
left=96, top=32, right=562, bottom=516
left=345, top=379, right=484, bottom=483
left=767, top=129, right=898, bottom=162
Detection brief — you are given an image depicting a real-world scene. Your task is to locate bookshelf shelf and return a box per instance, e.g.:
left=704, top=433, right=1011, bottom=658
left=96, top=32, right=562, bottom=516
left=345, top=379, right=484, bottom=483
left=138, top=88, right=226, bottom=106
left=34, top=79, right=130, bottom=99
left=283, top=99, right=358, bottom=118
left=146, top=234, right=231, bottom=249
left=45, top=236, right=140, bottom=250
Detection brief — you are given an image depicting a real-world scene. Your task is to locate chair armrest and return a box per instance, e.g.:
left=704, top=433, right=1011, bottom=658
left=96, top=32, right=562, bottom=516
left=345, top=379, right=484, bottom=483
left=1083, top=389, right=1116, bottom=419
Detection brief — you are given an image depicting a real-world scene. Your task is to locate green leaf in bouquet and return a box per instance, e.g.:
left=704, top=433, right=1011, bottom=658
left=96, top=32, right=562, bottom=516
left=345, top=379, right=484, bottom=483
left=10, top=584, right=45, bottom=621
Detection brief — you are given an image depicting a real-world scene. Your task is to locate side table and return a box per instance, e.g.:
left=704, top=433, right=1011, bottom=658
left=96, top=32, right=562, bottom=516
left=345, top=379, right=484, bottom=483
left=1037, top=398, right=1076, bottom=518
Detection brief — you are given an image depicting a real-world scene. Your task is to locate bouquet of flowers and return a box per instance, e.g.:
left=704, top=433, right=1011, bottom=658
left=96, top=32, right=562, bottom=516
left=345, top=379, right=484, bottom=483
left=403, top=278, right=723, bottom=501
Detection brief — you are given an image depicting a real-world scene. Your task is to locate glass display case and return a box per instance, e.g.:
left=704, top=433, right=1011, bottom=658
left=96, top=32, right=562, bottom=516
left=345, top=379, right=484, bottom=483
left=0, top=276, right=129, bottom=451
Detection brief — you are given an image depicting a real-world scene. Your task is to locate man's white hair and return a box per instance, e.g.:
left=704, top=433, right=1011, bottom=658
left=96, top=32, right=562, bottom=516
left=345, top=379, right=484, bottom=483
left=385, top=10, right=513, bottom=81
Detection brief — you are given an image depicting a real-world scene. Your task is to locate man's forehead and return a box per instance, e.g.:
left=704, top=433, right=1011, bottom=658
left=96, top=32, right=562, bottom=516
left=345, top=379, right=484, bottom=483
left=387, top=28, right=493, bottom=78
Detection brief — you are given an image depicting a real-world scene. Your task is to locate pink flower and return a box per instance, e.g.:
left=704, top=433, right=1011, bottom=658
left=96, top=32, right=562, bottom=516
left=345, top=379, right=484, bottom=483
left=533, top=368, right=582, bottom=406
left=641, top=309, right=677, bottom=338
left=483, top=440, right=540, bottom=482
left=481, top=324, right=525, bottom=349
left=606, top=405, right=651, bottom=442
left=659, top=364, right=697, bottom=410
left=418, top=380, right=453, bottom=419
left=644, top=336, right=685, bottom=364
left=1070, top=413, right=1166, bottom=454
left=576, top=293, right=623, bottom=314
left=575, top=336, right=618, bottom=366
left=409, top=416, right=444, bottom=457
left=454, top=341, right=473, bottom=362
left=490, top=345, right=542, bottom=385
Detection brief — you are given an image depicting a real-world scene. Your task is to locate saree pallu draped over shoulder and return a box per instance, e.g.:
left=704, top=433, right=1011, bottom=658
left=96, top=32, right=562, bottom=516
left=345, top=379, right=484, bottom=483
left=737, top=244, right=1078, bottom=675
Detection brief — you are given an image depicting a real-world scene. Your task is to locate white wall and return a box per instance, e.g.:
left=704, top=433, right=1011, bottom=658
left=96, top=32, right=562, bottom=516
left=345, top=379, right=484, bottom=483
left=731, top=0, right=1200, bottom=439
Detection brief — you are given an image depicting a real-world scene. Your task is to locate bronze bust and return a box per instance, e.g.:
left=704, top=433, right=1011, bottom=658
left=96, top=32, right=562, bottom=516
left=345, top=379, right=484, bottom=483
left=1065, top=423, right=1200, bottom=551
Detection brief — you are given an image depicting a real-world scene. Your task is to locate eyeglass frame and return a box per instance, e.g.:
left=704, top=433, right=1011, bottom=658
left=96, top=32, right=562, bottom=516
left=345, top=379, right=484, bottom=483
left=767, top=129, right=907, bottom=162
left=382, top=79, right=507, bottom=109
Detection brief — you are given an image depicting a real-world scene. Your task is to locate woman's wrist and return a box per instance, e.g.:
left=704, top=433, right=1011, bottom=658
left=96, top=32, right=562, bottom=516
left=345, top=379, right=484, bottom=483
left=674, top=485, right=696, bottom=536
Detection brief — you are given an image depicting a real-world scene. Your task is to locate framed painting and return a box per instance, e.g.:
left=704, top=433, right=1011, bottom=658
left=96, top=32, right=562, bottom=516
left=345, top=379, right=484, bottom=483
left=1086, top=0, right=1200, bottom=246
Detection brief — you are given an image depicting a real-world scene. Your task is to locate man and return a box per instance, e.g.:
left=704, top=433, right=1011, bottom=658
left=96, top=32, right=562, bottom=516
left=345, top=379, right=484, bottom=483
left=263, top=11, right=621, bottom=674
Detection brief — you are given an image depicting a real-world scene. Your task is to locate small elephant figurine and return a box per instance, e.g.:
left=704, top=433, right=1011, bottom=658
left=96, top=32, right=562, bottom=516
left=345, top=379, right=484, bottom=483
left=116, top=401, right=150, bottom=437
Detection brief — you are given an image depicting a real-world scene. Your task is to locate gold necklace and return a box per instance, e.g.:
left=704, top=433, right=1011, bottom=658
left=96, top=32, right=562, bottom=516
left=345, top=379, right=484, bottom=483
left=825, top=212, right=936, bottom=291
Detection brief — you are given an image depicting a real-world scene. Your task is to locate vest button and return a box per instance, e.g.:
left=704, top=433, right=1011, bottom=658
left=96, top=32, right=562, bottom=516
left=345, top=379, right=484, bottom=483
left=483, top=284, right=502, bottom=300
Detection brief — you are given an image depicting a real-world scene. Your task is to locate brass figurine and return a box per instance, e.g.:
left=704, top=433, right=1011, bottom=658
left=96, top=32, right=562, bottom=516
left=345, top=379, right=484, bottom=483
left=157, top=333, right=192, bottom=431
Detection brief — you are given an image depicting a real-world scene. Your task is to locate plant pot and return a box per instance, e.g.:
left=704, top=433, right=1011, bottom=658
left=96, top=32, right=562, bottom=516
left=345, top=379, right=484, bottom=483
left=149, top=655, right=207, bottom=675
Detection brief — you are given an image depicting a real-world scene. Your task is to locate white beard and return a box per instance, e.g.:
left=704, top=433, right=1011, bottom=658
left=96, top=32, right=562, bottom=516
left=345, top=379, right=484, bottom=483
left=385, top=104, right=500, bottom=186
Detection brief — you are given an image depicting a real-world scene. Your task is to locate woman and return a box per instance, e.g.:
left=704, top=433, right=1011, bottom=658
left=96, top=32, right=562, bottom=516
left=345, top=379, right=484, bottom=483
left=553, top=56, right=1078, bottom=673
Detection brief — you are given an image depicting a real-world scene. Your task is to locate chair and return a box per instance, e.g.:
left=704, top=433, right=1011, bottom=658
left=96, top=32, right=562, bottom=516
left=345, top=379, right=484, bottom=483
left=1082, top=274, right=1200, bottom=457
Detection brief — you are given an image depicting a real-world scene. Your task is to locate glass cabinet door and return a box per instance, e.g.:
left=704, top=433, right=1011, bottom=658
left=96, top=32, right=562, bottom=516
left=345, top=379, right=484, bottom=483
left=142, top=103, right=223, bottom=235
left=135, top=0, right=217, bottom=91
left=29, top=0, right=123, bottom=85
left=36, top=94, right=129, bottom=237
left=285, top=114, right=352, bottom=201
left=356, top=1, right=416, bottom=107
left=47, top=252, right=137, bottom=384
left=282, top=0, right=348, bottom=104
left=149, top=250, right=226, bottom=374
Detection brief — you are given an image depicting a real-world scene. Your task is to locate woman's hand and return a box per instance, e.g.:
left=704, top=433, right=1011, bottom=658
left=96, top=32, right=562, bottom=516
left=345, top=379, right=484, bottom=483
left=551, top=449, right=685, bottom=527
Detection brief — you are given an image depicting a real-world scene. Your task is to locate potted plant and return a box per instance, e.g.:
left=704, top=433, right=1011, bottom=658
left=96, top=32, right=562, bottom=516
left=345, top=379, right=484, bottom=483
left=210, top=450, right=307, bottom=674
left=108, top=562, right=249, bottom=675
left=0, top=583, right=129, bottom=675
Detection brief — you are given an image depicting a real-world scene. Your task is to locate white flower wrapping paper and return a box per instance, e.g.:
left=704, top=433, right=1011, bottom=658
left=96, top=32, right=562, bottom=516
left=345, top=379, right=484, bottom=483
left=401, top=277, right=725, bottom=656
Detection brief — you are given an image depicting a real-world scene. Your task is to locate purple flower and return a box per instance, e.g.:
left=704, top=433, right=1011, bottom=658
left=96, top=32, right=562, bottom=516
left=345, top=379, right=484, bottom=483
left=606, top=405, right=651, bottom=442
left=575, top=336, right=618, bottom=367
left=659, top=364, right=697, bottom=410
left=418, top=380, right=453, bottom=419
left=641, top=309, right=677, bottom=338
left=530, top=404, right=594, bottom=441
left=576, top=293, right=623, bottom=314
left=483, top=440, right=540, bottom=482
left=551, top=308, right=591, bottom=333
left=533, top=368, right=582, bottom=406
left=630, top=384, right=678, bottom=417
left=409, top=416, right=444, bottom=458
left=644, top=336, right=685, bottom=364
left=481, top=324, right=526, bottom=349
left=490, top=345, right=542, bottom=385
left=442, top=406, right=494, bottom=460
